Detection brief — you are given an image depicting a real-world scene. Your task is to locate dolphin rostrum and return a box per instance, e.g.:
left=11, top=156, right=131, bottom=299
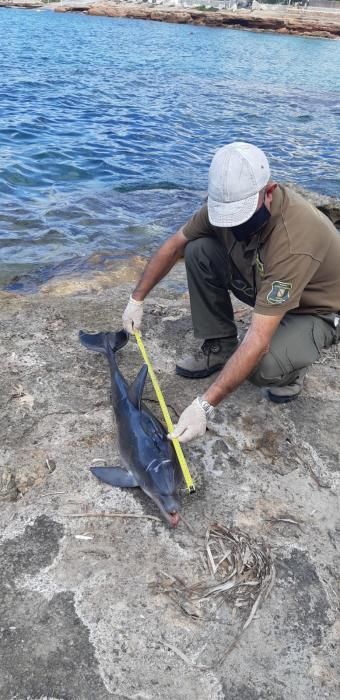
left=79, top=330, right=182, bottom=527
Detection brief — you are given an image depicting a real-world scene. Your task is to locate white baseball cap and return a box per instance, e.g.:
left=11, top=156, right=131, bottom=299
left=207, top=142, right=271, bottom=227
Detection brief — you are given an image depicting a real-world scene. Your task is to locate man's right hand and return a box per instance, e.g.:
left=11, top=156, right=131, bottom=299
left=122, top=295, right=144, bottom=333
left=121, top=228, right=187, bottom=334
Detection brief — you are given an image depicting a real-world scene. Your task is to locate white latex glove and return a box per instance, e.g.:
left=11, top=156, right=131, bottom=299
left=168, top=398, right=207, bottom=444
left=122, top=295, right=144, bottom=333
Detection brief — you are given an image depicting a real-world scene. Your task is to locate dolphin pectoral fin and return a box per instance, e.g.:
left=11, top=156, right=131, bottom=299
left=90, top=466, right=138, bottom=488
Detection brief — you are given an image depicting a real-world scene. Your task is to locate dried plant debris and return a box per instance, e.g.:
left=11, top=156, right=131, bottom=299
left=198, top=524, right=275, bottom=624
left=152, top=523, right=275, bottom=667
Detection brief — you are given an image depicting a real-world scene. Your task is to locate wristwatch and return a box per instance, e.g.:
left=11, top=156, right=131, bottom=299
left=197, top=395, right=215, bottom=419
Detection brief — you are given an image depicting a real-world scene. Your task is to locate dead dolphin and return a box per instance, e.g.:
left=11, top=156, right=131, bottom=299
left=79, top=330, right=182, bottom=527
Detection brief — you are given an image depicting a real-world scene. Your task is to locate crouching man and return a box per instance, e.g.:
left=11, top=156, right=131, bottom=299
left=122, top=142, right=340, bottom=442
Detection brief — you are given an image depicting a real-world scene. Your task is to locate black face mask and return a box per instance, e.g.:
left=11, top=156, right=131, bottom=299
left=230, top=203, right=271, bottom=242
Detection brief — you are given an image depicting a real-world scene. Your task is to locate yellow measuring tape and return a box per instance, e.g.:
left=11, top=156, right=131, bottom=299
left=134, top=331, right=195, bottom=494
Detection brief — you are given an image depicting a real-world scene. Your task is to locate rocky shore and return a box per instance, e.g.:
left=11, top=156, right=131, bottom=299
left=1, top=186, right=339, bottom=698
left=1, top=0, right=340, bottom=39
left=83, top=3, right=340, bottom=39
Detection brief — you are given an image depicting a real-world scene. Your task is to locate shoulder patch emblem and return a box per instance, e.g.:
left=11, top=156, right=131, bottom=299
left=267, top=281, right=292, bottom=305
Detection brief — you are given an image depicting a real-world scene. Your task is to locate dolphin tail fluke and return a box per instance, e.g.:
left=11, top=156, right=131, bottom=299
left=79, top=331, right=108, bottom=354
left=80, top=330, right=130, bottom=406
left=107, top=331, right=129, bottom=353
left=79, top=330, right=129, bottom=355
left=90, top=466, right=138, bottom=488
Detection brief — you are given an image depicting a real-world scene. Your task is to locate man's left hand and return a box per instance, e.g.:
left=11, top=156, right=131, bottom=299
left=168, top=398, right=207, bottom=443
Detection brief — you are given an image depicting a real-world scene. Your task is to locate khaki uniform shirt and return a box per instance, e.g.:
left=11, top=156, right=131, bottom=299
left=182, top=185, right=340, bottom=317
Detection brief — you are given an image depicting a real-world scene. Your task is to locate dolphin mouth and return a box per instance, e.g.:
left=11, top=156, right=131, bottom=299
left=143, top=489, right=180, bottom=529
left=167, top=512, right=180, bottom=528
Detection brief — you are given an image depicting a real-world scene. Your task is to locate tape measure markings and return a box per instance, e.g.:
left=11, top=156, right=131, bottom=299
left=133, top=331, right=195, bottom=494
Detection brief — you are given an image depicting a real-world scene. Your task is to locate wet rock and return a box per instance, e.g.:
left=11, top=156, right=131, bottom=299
left=276, top=548, right=330, bottom=645
left=0, top=517, right=111, bottom=700
left=0, top=516, right=63, bottom=581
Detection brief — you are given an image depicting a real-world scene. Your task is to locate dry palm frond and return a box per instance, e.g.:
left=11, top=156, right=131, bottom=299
left=152, top=522, right=275, bottom=665
left=189, top=524, right=275, bottom=627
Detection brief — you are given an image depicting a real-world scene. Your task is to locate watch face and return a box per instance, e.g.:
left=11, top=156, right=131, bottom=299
left=199, top=399, right=213, bottom=415
left=197, top=396, right=214, bottom=416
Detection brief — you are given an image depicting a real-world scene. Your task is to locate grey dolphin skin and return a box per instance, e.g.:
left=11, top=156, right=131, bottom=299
left=79, top=330, right=183, bottom=527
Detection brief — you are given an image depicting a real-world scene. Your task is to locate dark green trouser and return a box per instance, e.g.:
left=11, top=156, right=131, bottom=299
left=249, top=313, right=335, bottom=387
left=184, top=237, right=337, bottom=387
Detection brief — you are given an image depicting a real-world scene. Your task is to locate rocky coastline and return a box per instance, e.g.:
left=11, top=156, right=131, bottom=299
left=1, top=0, right=340, bottom=39
left=84, top=3, right=340, bottom=40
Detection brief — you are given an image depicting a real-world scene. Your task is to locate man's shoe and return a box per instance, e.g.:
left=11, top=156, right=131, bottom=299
left=265, top=368, right=307, bottom=404
left=176, top=337, right=238, bottom=379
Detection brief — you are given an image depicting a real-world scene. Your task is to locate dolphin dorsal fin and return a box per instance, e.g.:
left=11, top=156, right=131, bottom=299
left=128, top=364, right=148, bottom=409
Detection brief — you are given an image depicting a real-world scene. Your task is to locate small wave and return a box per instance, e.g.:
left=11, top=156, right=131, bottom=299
left=0, top=8, right=339, bottom=290
left=112, top=182, right=186, bottom=193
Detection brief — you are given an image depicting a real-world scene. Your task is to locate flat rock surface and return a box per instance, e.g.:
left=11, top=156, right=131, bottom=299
left=1, top=259, right=339, bottom=699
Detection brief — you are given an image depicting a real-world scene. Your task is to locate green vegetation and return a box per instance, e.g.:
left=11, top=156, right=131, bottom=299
left=194, top=4, right=219, bottom=10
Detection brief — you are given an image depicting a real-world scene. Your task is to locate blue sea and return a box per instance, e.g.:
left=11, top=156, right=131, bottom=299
left=0, top=8, right=339, bottom=289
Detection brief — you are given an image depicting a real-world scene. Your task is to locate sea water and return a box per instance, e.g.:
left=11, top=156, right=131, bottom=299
left=0, top=8, right=339, bottom=288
